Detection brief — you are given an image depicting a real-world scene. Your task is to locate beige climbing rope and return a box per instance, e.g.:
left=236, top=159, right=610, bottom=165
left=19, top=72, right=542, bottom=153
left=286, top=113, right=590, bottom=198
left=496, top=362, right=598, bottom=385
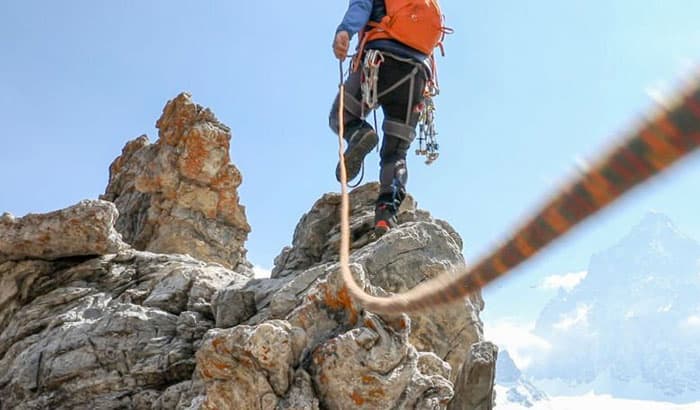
left=337, top=62, right=362, bottom=307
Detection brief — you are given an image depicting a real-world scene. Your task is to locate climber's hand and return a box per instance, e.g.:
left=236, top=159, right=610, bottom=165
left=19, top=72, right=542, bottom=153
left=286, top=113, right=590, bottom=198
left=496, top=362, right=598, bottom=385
left=333, top=31, right=350, bottom=60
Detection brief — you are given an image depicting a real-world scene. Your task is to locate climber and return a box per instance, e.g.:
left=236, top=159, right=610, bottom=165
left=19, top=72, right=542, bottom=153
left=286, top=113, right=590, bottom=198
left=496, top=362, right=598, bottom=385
left=329, top=0, right=448, bottom=236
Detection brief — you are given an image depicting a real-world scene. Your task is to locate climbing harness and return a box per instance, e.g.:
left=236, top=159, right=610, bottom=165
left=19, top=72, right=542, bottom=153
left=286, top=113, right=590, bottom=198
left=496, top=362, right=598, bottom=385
left=359, top=49, right=441, bottom=164
left=349, top=0, right=452, bottom=165
left=337, top=68, right=700, bottom=315
left=360, top=50, right=420, bottom=117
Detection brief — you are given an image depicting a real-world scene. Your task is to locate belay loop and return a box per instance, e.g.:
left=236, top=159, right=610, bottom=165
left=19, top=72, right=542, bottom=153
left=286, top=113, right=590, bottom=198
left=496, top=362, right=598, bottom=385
left=416, top=95, right=439, bottom=165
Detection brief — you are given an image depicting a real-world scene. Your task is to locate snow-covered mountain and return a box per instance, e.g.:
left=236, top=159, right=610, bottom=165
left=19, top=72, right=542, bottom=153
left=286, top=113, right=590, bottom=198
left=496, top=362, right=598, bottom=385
left=527, top=212, right=700, bottom=403
left=496, top=350, right=549, bottom=408
left=494, top=393, right=700, bottom=410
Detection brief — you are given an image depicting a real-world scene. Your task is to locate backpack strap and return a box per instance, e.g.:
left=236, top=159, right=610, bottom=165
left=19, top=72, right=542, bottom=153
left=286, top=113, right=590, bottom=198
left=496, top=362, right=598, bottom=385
left=352, top=19, right=404, bottom=72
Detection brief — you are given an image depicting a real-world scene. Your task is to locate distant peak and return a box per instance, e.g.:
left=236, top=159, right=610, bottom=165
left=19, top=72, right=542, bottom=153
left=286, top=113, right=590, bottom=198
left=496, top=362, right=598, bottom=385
left=629, top=211, right=681, bottom=238
left=640, top=210, right=674, bottom=225
left=496, top=349, right=522, bottom=383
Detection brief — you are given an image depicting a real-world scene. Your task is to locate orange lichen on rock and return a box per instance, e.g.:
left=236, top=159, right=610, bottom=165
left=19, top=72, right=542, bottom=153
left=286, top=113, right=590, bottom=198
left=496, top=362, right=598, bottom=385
left=102, top=92, right=251, bottom=270
left=351, top=390, right=365, bottom=405
left=322, top=284, right=359, bottom=325
left=179, top=131, right=209, bottom=180
left=211, top=337, right=230, bottom=354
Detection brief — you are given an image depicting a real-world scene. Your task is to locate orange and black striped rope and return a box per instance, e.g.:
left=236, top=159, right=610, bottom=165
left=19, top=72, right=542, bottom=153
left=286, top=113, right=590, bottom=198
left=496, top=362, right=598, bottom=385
left=337, top=72, right=700, bottom=315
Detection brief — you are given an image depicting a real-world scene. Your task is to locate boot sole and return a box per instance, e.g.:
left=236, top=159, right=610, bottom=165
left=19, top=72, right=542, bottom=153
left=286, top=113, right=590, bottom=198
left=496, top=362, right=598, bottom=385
left=373, top=221, right=391, bottom=237
left=336, top=131, right=379, bottom=182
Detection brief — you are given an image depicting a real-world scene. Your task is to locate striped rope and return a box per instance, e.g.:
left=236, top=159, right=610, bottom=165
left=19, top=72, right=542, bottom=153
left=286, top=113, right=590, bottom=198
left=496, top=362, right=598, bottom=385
left=338, top=70, right=700, bottom=315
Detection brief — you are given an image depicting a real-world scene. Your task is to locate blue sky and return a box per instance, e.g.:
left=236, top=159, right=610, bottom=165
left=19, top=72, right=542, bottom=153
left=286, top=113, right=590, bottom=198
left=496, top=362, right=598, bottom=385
left=2, top=2, right=700, bottom=331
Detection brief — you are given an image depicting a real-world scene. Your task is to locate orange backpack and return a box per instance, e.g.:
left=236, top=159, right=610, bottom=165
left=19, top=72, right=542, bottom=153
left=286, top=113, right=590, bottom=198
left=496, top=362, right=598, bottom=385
left=362, top=0, right=449, bottom=56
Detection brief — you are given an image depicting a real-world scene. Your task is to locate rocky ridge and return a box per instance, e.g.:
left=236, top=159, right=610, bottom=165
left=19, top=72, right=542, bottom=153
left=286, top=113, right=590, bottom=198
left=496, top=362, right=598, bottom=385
left=0, top=93, right=496, bottom=409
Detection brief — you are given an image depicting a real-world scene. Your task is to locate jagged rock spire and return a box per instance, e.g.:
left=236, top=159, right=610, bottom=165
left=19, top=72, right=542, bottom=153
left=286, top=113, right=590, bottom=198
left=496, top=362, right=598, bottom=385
left=102, top=92, right=251, bottom=271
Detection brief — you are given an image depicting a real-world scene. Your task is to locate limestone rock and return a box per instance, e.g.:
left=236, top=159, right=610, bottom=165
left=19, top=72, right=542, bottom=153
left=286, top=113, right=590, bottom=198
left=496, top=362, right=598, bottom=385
left=271, top=183, right=484, bottom=380
left=203, top=183, right=493, bottom=409
left=277, top=369, right=320, bottom=410
left=1, top=93, right=495, bottom=410
left=355, top=222, right=485, bottom=378
left=200, top=262, right=455, bottom=409
left=212, top=286, right=257, bottom=328
left=152, top=379, right=206, bottom=410
left=311, top=312, right=454, bottom=409
left=418, top=352, right=453, bottom=381
left=101, top=92, right=251, bottom=271
left=272, top=183, right=419, bottom=278
left=449, top=342, right=498, bottom=410
left=0, top=250, right=249, bottom=409
left=195, top=320, right=307, bottom=409
left=0, top=200, right=128, bottom=262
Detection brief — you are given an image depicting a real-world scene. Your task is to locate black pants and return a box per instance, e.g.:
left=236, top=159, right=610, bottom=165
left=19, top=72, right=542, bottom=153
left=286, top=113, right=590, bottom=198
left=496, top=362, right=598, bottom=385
left=329, top=53, right=427, bottom=206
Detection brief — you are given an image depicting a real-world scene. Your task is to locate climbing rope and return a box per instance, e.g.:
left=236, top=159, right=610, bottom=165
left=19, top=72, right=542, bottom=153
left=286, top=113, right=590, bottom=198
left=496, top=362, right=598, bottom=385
left=338, top=61, right=353, bottom=292
left=337, top=65, right=700, bottom=315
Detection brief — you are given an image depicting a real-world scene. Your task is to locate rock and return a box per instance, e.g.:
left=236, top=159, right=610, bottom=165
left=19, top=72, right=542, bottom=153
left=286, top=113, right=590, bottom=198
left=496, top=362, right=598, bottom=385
left=212, top=287, right=257, bottom=328
left=418, top=352, right=453, bottom=381
left=0, top=94, right=495, bottom=410
left=311, top=312, right=454, bottom=409
left=270, top=183, right=484, bottom=381
left=0, top=200, right=128, bottom=262
left=278, top=369, right=320, bottom=410
left=350, top=221, right=485, bottom=377
left=198, top=183, right=492, bottom=409
left=0, top=250, right=249, bottom=409
left=101, top=93, right=251, bottom=271
left=195, top=320, right=307, bottom=409
left=152, top=379, right=206, bottom=410
left=272, top=183, right=420, bottom=278
left=449, top=342, right=498, bottom=410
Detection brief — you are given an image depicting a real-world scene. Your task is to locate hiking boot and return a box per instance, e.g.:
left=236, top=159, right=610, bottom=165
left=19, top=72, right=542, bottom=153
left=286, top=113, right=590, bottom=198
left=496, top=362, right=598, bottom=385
left=336, top=128, right=379, bottom=182
left=374, top=202, right=398, bottom=236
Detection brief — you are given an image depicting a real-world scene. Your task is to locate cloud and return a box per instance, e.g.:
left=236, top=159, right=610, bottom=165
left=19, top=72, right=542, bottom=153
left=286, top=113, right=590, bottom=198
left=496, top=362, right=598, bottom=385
left=253, top=265, right=271, bottom=279
left=573, top=155, right=591, bottom=174
left=678, top=57, right=698, bottom=76
left=645, top=81, right=672, bottom=107
left=645, top=58, right=699, bottom=109
left=484, top=320, right=551, bottom=370
left=553, top=304, right=591, bottom=331
left=657, top=303, right=672, bottom=313
left=683, top=315, right=700, bottom=328
left=541, top=271, right=588, bottom=292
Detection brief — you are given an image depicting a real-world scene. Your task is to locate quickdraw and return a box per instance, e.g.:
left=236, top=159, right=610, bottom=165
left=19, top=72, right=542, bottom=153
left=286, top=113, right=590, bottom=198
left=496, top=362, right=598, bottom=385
left=416, top=96, right=440, bottom=165
left=360, top=49, right=385, bottom=114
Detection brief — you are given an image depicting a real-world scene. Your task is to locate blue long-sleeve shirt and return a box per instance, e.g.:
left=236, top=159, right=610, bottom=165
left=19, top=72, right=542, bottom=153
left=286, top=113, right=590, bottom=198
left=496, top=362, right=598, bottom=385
left=336, top=0, right=430, bottom=65
left=337, top=0, right=373, bottom=38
